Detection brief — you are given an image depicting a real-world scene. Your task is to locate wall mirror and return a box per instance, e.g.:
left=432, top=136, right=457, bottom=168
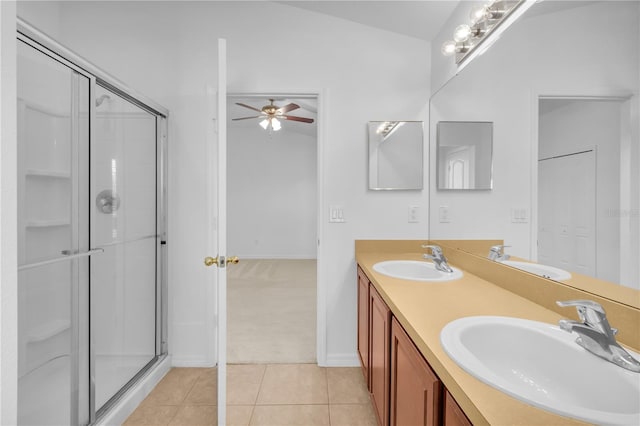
left=436, top=121, right=493, bottom=190
left=368, top=121, right=423, bottom=190
left=429, top=1, right=640, bottom=301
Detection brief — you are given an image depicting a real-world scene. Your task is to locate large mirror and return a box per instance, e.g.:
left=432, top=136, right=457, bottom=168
left=368, top=121, right=423, bottom=190
left=429, top=1, right=640, bottom=296
left=436, top=121, right=493, bottom=190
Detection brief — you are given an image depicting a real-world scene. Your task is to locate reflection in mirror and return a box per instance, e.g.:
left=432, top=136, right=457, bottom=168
left=368, top=121, right=423, bottom=190
left=437, top=121, right=492, bottom=190
left=429, top=1, right=640, bottom=295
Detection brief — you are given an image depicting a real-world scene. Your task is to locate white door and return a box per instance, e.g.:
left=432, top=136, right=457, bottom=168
left=204, top=39, right=232, bottom=425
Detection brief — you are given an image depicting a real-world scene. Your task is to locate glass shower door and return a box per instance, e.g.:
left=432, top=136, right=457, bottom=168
left=17, top=39, right=91, bottom=425
left=91, top=85, right=159, bottom=413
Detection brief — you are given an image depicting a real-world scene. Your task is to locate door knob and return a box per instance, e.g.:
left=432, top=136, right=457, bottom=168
left=204, top=256, right=219, bottom=267
left=204, top=255, right=240, bottom=267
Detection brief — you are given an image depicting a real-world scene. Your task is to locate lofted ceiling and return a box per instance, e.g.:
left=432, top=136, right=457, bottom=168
left=228, top=2, right=461, bottom=135
left=278, top=0, right=460, bottom=41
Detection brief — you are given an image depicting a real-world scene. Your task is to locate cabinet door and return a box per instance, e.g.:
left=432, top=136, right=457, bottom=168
left=444, top=390, right=472, bottom=426
left=357, top=267, right=370, bottom=384
left=390, top=317, right=442, bottom=426
left=370, top=285, right=391, bottom=426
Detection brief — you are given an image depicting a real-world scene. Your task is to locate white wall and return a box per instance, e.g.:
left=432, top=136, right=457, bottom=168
left=16, top=1, right=431, bottom=367
left=1, top=1, right=18, bottom=423
left=227, top=125, right=317, bottom=259
left=429, top=2, right=639, bottom=267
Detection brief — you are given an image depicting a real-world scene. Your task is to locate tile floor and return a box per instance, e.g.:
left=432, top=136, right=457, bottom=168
left=124, top=364, right=377, bottom=426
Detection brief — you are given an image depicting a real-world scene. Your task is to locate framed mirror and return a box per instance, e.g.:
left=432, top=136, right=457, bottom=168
left=436, top=121, right=493, bottom=190
left=368, top=121, right=423, bottom=190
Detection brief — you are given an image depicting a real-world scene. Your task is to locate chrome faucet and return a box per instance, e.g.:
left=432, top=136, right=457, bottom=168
left=422, top=244, right=454, bottom=273
left=488, top=244, right=510, bottom=261
left=556, top=299, right=640, bottom=373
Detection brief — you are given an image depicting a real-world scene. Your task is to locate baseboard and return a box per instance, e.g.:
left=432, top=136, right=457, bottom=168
left=322, top=352, right=361, bottom=367
left=170, top=357, right=217, bottom=368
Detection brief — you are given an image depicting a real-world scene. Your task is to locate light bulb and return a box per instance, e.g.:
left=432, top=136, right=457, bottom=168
left=453, top=24, right=471, bottom=42
left=469, top=5, right=487, bottom=24
left=441, top=40, right=457, bottom=56
left=271, top=117, right=281, bottom=131
left=259, top=118, right=269, bottom=129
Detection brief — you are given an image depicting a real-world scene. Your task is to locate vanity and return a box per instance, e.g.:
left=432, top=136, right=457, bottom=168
left=355, top=240, right=640, bottom=426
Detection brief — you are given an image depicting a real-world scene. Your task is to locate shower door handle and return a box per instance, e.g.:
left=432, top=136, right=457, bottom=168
left=204, top=255, right=240, bottom=268
left=19, top=248, right=105, bottom=271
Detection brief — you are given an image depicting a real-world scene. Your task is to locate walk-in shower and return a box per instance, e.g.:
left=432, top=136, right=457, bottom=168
left=16, top=20, right=168, bottom=425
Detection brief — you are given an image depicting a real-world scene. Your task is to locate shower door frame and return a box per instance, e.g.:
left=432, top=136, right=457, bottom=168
left=17, top=18, right=169, bottom=425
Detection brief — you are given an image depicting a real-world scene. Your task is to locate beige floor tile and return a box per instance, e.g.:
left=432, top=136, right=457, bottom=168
left=329, top=403, right=378, bottom=426
left=144, top=368, right=209, bottom=406
left=250, top=405, right=330, bottom=426
left=185, top=369, right=218, bottom=405
left=226, top=405, right=254, bottom=426
left=227, top=364, right=266, bottom=405
left=256, top=364, right=328, bottom=405
left=168, top=405, right=217, bottom=426
left=123, top=404, right=179, bottom=425
left=327, top=367, right=370, bottom=404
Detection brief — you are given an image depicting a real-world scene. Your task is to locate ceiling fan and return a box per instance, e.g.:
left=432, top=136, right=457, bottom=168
left=232, top=99, right=314, bottom=131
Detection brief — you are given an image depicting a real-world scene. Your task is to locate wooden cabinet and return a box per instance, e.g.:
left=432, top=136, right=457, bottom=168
left=357, top=265, right=471, bottom=426
left=370, top=285, right=391, bottom=426
left=390, top=317, right=442, bottom=426
left=443, top=391, right=472, bottom=426
left=357, top=267, right=370, bottom=383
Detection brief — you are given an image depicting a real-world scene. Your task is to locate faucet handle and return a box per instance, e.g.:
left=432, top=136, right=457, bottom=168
left=421, top=244, right=443, bottom=254
left=556, top=299, right=609, bottom=329
left=488, top=244, right=510, bottom=260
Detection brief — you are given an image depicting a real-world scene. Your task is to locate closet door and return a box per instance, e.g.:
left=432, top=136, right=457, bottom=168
left=17, top=38, right=91, bottom=426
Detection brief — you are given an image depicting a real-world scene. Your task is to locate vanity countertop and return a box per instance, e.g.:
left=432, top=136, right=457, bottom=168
left=356, top=246, right=591, bottom=425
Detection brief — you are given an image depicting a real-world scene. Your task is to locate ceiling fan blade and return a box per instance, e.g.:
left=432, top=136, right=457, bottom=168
left=232, top=115, right=262, bottom=121
left=277, top=103, right=300, bottom=114
left=282, top=115, right=314, bottom=124
left=236, top=102, right=263, bottom=113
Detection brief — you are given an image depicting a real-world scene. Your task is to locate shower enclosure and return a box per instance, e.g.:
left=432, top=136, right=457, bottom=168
left=16, top=21, right=168, bottom=425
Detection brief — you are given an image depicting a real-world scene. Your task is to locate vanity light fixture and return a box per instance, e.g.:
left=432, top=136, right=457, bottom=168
left=376, top=121, right=404, bottom=140
left=441, top=0, right=536, bottom=67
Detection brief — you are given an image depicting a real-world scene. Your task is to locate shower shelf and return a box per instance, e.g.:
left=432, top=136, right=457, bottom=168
left=27, top=319, right=70, bottom=343
left=26, top=169, right=71, bottom=179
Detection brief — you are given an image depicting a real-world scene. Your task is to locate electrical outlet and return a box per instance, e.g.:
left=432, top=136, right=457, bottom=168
left=439, top=206, right=450, bottom=223
left=408, top=205, right=420, bottom=223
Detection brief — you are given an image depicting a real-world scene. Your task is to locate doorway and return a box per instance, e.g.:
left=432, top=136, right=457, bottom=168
left=537, top=97, right=625, bottom=283
left=226, top=94, right=318, bottom=364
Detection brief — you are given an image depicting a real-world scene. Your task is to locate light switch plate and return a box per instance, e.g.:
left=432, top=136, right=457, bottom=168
left=329, top=205, right=345, bottom=223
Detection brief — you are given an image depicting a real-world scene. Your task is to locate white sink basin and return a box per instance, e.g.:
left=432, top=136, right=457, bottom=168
left=372, top=260, right=463, bottom=282
left=440, top=316, right=640, bottom=425
left=501, top=260, right=571, bottom=281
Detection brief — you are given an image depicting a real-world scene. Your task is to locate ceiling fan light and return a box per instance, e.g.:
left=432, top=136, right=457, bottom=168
left=271, top=117, right=282, bottom=131
left=259, top=118, right=269, bottom=129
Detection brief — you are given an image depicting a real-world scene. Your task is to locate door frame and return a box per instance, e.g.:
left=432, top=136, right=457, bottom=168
left=226, top=89, right=326, bottom=365
left=530, top=90, right=632, bottom=262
